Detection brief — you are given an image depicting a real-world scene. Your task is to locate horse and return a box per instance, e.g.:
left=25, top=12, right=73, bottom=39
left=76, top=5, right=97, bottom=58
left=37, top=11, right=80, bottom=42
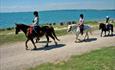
left=99, top=23, right=113, bottom=37
left=15, top=24, right=60, bottom=50
left=67, top=24, right=92, bottom=43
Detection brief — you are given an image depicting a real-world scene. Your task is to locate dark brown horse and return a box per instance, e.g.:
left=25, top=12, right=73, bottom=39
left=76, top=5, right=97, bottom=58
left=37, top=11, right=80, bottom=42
left=15, top=24, right=60, bottom=50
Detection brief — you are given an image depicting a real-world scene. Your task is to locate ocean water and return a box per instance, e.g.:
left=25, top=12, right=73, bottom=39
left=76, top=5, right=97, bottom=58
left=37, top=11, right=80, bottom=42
left=0, top=10, right=115, bottom=28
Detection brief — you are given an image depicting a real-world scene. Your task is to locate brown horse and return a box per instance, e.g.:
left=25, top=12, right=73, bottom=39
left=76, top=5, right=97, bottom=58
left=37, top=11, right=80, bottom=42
left=15, top=24, right=60, bottom=50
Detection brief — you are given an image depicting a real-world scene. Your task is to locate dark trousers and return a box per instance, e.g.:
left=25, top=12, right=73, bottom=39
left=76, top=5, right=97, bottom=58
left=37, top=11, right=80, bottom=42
left=80, top=24, right=84, bottom=35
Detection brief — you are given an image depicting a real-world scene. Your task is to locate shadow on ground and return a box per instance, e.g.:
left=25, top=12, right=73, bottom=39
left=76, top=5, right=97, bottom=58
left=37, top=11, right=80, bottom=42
left=103, top=34, right=115, bottom=37
left=32, top=44, right=65, bottom=51
left=81, top=38, right=97, bottom=42
left=37, top=40, right=52, bottom=43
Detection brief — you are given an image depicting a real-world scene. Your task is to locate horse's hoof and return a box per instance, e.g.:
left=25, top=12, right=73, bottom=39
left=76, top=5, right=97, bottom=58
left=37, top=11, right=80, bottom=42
left=33, top=48, right=37, bottom=50
left=45, top=45, right=48, bottom=47
left=55, top=42, right=58, bottom=46
left=83, top=39, right=86, bottom=42
left=35, top=41, right=38, bottom=43
left=26, top=48, right=29, bottom=50
left=75, top=40, right=80, bottom=43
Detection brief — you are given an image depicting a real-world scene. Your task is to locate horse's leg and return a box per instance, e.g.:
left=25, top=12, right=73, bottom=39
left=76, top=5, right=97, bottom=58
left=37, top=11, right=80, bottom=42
left=84, top=32, right=89, bottom=41
left=84, top=32, right=87, bottom=40
left=49, top=34, right=57, bottom=46
left=108, top=30, right=110, bottom=36
left=45, top=35, right=49, bottom=47
left=30, top=39, right=37, bottom=50
left=104, top=30, right=106, bottom=36
left=75, top=33, right=80, bottom=43
left=35, top=36, right=40, bottom=43
left=86, top=32, right=89, bottom=40
left=101, top=30, right=103, bottom=37
left=111, top=27, right=113, bottom=36
left=25, top=39, right=29, bottom=50
left=111, top=29, right=113, bottom=36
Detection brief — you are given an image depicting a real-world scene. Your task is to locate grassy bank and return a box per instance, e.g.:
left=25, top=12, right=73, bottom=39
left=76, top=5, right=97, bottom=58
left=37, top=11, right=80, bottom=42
left=28, top=46, right=115, bottom=70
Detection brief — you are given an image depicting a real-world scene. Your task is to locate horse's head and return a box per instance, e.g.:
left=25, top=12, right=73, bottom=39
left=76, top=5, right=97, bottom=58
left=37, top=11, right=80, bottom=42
left=67, top=24, right=77, bottom=32
left=67, top=25, right=72, bottom=32
left=15, top=24, right=21, bottom=34
left=99, top=23, right=105, bottom=30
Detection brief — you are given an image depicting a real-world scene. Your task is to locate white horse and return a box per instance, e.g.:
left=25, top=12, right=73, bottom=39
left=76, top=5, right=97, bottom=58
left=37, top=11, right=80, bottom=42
left=67, top=24, right=92, bottom=42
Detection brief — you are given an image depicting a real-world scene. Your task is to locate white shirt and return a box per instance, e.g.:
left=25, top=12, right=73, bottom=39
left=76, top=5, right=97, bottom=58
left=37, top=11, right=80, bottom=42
left=33, top=17, right=38, bottom=26
left=79, top=18, right=84, bottom=25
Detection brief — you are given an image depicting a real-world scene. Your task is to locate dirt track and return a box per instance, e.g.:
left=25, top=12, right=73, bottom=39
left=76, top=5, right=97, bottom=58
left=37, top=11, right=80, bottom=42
left=0, top=30, right=115, bottom=70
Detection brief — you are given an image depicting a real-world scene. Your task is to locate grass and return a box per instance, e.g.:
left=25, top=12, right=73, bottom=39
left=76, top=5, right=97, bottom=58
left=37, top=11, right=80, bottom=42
left=28, top=46, right=115, bottom=70
left=0, top=33, right=26, bottom=45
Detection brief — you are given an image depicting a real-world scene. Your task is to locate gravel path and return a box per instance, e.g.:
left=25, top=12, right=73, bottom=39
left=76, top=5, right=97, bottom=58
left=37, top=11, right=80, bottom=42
left=0, top=30, right=115, bottom=70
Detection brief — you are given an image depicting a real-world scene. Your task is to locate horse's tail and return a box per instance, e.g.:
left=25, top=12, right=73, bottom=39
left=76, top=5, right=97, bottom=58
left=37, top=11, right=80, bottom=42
left=111, top=24, right=114, bottom=32
left=50, top=26, right=60, bottom=41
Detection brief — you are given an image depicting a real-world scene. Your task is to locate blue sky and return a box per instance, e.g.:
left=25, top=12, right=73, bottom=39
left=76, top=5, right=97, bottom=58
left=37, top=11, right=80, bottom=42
left=0, top=0, right=115, bottom=12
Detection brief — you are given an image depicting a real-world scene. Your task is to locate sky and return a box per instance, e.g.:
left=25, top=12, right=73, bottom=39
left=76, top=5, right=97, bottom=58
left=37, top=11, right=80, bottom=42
left=0, top=0, right=115, bottom=12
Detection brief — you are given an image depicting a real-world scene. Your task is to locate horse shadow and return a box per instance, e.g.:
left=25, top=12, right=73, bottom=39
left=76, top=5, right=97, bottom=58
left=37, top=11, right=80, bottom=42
left=104, top=34, right=115, bottom=37
left=31, top=44, right=65, bottom=51
left=80, top=38, right=97, bottom=42
left=37, top=40, right=52, bottom=43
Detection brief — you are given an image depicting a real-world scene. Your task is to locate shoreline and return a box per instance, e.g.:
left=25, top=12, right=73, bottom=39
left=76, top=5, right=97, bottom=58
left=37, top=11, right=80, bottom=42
left=1, top=9, right=115, bottom=13
left=0, top=19, right=115, bottom=30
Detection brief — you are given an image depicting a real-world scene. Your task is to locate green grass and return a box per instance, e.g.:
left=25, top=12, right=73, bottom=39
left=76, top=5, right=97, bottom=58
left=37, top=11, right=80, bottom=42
left=55, top=29, right=68, bottom=36
left=0, top=33, right=26, bottom=45
left=85, top=21, right=98, bottom=25
left=28, top=46, right=115, bottom=70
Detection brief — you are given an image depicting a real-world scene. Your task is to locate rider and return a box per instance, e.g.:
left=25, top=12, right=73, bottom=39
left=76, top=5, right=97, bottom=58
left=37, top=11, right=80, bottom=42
left=30, top=11, right=39, bottom=33
left=105, top=16, right=110, bottom=29
left=77, top=14, right=84, bottom=35
left=32, top=11, right=39, bottom=26
left=30, top=11, right=40, bottom=42
left=106, top=16, right=110, bottom=24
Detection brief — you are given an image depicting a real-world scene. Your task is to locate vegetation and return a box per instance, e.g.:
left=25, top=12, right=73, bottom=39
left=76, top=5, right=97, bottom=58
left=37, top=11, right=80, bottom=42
left=28, top=46, right=115, bottom=70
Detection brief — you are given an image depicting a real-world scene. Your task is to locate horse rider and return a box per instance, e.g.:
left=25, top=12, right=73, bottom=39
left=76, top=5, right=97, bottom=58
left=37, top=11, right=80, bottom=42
left=105, top=16, right=110, bottom=29
left=32, top=11, right=39, bottom=28
left=106, top=16, right=110, bottom=24
left=77, top=14, right=84, bottom=35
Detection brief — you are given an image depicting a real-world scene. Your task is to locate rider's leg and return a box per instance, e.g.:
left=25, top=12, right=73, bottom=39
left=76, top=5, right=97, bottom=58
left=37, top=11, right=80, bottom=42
left=80, top=25, right=84, bottom=35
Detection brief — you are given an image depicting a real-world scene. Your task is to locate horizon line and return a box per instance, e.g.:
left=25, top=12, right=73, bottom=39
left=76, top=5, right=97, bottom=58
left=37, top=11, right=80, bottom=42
left=0, top=9, right=115, bottom=13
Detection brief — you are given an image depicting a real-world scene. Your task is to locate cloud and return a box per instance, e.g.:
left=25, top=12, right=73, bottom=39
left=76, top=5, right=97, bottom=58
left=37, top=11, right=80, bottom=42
left=0, top=1, right=115, bottom=12
left=39, top=2, right=115, bottom=11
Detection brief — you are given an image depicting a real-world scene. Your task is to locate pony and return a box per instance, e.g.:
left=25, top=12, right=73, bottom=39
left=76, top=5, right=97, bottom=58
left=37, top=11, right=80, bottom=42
left=15, top=24, right=60, bottom=50
left=99, top=23, right=113, bottom=37
left=67, top=24, right=92, bottom=43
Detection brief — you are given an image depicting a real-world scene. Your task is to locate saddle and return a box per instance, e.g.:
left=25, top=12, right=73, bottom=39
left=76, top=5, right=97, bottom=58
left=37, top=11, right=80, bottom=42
left=27, top=26, right=33, bottom=35
left=27, top=26, right=42, bottom=35
left=106, top=24, right=111, bottom=30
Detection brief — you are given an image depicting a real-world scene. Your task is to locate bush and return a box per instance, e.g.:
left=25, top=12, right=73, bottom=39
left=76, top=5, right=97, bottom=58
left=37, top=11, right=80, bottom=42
left=60, top=22, right=64, bottom=26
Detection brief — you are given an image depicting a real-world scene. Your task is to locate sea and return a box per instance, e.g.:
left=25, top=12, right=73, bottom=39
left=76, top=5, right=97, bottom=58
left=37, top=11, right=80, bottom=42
left=0, top=10, right=115, bottom=28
